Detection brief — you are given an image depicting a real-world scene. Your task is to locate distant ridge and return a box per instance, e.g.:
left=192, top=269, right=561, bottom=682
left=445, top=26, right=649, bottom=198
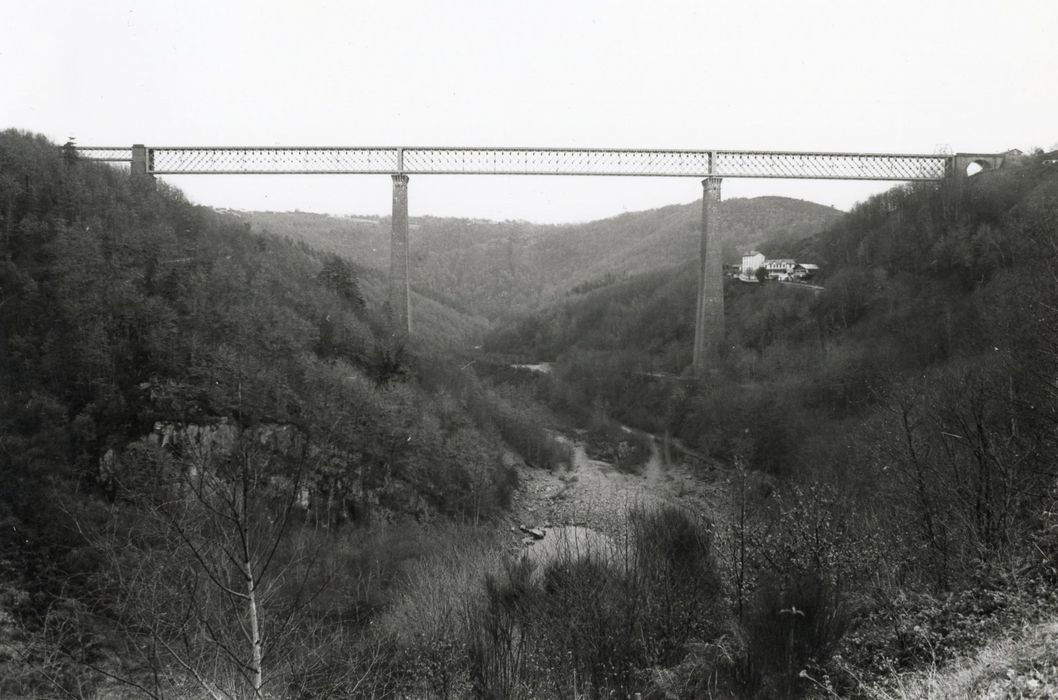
left=240, top=196, right=841, bottom=319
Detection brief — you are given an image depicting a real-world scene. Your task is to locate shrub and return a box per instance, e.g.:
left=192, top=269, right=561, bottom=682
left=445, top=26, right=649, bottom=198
left=415, top=355, right=572, bottom=471
left=541, top=555, right=638, bottom=694
left=740, top=570, right=853, bottom=699
left=718, top=482, right=867, bottom=698
left=630, top=505, right=723, bottom=666
left=466, top=557, right=541, bottom=700
left=582, top=412, right=653, bottom=474
left=464, top=506, right=725, bottom=698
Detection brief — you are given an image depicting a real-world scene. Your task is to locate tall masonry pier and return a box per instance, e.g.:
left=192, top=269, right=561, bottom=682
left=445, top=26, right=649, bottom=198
left=71, top=145, right=984, bottom=375
left=693, top=177, right=723, bottom=375
left=389, top=174, right=411, bottom=338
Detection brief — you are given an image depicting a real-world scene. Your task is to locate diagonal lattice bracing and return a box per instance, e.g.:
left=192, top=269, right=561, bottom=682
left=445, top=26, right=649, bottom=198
left=72, top=147, right=134, bottom=162
left=402, top=149, right=950, bottom=179
left=71, top=145, right=960, bottom=180
left=713, top=152, right=949, bottom=180
left=401, top=148, right=715, bottom=176
left=149, top=147, right=399, bottom=174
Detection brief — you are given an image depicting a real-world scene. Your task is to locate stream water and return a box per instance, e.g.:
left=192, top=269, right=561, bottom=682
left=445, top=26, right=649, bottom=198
left=510, top=362, right=553, bottom=374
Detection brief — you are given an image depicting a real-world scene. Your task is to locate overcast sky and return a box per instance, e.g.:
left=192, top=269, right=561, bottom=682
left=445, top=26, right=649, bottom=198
left=2, top=0, right=1056, bottom=223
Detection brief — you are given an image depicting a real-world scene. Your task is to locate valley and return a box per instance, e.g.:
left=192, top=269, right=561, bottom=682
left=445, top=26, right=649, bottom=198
left=8, top=0, right=1057, bottom=694
left=2, top=131, right=1058, bottom=698
left=240, top=195, right=842, bottom=320
left=508, top=432, right=724, bottom=539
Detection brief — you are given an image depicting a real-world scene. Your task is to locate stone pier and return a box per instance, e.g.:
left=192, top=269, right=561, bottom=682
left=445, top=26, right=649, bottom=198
left=131, top=144, right=152, bottom=178
left=389, top=173, right=411, bottom=337
left=692, top=176, right=723, bottom=376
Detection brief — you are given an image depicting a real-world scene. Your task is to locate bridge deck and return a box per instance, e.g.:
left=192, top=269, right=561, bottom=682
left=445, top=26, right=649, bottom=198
left=71, top=146, right=956, bottom=180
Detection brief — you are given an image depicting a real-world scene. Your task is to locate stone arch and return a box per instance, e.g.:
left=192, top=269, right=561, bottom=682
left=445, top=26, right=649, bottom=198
left=965, top=158, right=993, bottom=177
left=954, top=154, right=1005, bottom=180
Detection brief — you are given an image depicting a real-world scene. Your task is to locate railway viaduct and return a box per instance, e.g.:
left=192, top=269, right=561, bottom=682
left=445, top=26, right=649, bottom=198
left=72, top=144, right=1011, bottom=376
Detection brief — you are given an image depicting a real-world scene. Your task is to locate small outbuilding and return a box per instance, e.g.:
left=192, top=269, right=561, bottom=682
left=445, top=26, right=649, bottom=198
left=792, top=263, right=820, bottom=280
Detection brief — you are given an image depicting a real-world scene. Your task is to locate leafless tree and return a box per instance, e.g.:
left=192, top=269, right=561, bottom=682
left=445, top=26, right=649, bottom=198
left=52, top=421, right=385, bottom=699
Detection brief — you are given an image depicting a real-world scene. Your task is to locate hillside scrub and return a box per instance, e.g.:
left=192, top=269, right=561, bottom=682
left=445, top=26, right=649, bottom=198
left=4, top=129, right=1058, bottom=696
left=371, top=500, right=859, bottom=699
left=415, top=354, right=573, bottom=472
left=0, top=131, right=539, bottom=696
left=246, top=196, right=841, bottom=320
left=465, top=505, right=726, bottom=699
left=486, top=158, right=1058, bottom=495
left=483, top=155, right=1058, bottom=691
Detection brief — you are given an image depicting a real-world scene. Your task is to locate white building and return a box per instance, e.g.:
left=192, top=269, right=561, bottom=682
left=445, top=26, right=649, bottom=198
left=764, top=259, right=796, bottom=273
left=741, top=251, right=765, bottom=277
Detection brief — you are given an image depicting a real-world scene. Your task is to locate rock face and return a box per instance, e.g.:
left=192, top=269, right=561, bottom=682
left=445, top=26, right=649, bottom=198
left=148, top=419, right=241, bottom=476
left=101, top=420, right=436, bottom=526
left=519, top=525, right=546, bottom=540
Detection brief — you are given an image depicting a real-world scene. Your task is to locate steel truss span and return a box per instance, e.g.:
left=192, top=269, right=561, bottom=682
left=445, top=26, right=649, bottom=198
left=73, top=146, right=954, bottom=181
left=72, top=147, right=135, bottom=162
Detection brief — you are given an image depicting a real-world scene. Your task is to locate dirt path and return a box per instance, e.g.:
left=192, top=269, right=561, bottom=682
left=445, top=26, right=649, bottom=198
left=505, top=433, right=726, bottom=539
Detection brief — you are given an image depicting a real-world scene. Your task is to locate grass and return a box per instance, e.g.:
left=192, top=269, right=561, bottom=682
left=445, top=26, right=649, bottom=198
left=863, top=620, right=1058, bottom=699
left=463, top=504, right=725, bottom=698
left=374, top=524, right=507, bottom=643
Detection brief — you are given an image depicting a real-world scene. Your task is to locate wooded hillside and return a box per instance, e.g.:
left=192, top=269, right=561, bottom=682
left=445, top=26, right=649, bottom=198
left=4, top=129, right=1057, bottom=698
left=0, top=131, right=562, bottom=697
left=241, top=195, right=841, bottom=320
left=480, top=155, right=1058, bottom=694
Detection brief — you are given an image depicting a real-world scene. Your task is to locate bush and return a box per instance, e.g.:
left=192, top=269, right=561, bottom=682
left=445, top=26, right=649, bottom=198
left=630, top=506, right=723, bottom=666
left=582, top=411, right=653, bottom=474
left=718, top=482, right=866, bottom=698
left=466, top=557, right=541, bottom=700
left=464, top=506, right=724, bottom=698
left=542, top=555, right=640, bottom=695
left=415, top=356, right=573, bottom=471
left=739, top=571, right=853, bottom=699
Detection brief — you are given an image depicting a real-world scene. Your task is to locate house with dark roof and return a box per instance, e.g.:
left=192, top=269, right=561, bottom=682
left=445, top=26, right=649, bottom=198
left=792, top=263, right=820, bottom=280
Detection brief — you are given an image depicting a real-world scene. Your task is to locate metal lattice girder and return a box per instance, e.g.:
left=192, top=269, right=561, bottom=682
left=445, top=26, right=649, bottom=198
left=713, top=151, right=948, bottom=180
left=71, top=145, right=965, bottom=180
left=401, top=148, right=714, bottom=176
left=73, top=147, right=133, bottom=162
left=401, top=148, right=948, bottom=179
left=148, top=147, right=399, bottom=174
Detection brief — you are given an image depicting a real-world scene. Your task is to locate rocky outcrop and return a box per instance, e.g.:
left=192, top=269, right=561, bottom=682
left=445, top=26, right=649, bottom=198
left=100, top=419, right=437, bottom=526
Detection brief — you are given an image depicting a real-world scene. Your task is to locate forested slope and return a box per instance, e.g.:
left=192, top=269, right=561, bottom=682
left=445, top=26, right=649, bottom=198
left=0, top=130, right=501, bottom=528
left=5, top=128, right=1057, bottom=698
left=242, top=195, right=840, bottom=319
left=488, top=158, right=1058, bottom=471
left=482, top=156, right=1058, bottom=694
left=0, top=131, right=559, bottom=697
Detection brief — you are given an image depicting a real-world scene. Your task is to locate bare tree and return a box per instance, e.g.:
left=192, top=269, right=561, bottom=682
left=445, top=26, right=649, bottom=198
left=58, top=423, right=359, bottom=699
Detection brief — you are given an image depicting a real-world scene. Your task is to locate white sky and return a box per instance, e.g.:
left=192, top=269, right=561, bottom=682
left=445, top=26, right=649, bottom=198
left=2, top=0, right=1056, bottom=223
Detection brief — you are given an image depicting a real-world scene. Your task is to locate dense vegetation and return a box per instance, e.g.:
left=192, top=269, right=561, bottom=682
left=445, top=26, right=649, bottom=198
left=3, top=129, right=1057, bottom=698
left=487, top=158, right=1058, bottom=478
left=484, top=154, right=1058, bottom=693
left=0, top=131, right=562, bottom=697
left=243, top=195, right=840, bottom=320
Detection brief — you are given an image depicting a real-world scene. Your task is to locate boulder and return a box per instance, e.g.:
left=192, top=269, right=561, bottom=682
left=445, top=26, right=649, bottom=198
left=519, top=525, right=546, bottom=540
